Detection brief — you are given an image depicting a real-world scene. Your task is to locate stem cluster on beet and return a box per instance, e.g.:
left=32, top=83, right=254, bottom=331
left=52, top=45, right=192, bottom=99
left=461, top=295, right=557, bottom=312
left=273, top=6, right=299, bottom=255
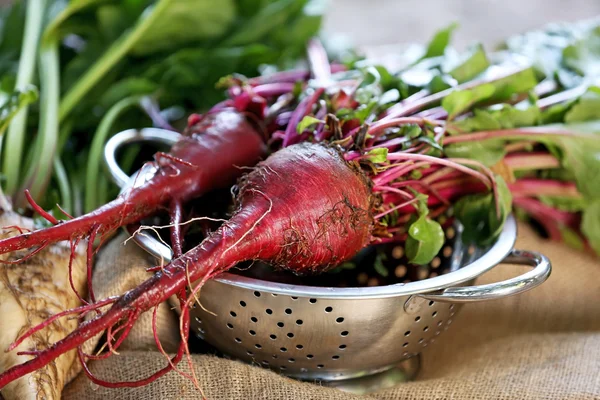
left=0, top=35, right=597, bottom=392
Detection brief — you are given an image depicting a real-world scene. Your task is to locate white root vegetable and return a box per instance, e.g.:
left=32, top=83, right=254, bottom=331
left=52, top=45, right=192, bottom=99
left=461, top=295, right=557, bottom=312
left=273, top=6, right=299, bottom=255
left=0, top=209, right=85, bottom=400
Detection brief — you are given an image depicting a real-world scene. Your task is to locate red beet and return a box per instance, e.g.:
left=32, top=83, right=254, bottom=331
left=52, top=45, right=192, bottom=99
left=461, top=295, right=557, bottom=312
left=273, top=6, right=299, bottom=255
left=0, top=109, right=266, bottom=255
left=0, top=143, right=375, bottom=388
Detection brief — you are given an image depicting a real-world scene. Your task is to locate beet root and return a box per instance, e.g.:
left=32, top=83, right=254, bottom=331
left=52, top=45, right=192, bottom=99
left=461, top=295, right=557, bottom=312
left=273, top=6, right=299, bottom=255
left=0, top=142, right=374, bottom=388
left=0, top=109, right=266, bottom=256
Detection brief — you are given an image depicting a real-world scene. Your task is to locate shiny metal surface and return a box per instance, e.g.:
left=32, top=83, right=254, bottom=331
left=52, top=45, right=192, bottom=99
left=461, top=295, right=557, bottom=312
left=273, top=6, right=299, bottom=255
left=188, top=241, right=550, bottom=381
left=104, top=128, right=180, bottom=260
left=104, top=131, right=552, bottom=383
left=322, top=355, right=420, bottom=393
left=103, top=127, right=180, bottom=188
left=419, top=249, right=551, bottom=303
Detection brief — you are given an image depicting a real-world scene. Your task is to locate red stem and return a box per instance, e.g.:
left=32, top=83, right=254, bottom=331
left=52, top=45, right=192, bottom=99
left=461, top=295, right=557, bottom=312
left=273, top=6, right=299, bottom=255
left=380, top=90, right=429, bottom=120
left=282, top=87, right=325, bottom=147
left=372, top=161, right=431, bottom=186
left=0, top=242, right=49, bottom=265
left=56, top=204, right=74, bottom=219
left=382, top=64, right=531, bottom=119
left=252, top=83, right=296, bottom=98
left=24, top=190, right=58, bottom=225
left=534, top=79, right=558, bottom=97
left=537, top=84, right=587, bottom=109
left=508, top=179, right=581, bottom=198
left=443, top=127, right=587, bottom=144
left=248, top=64, right=346, bottom=85
left=358, top=117, right=441, bottom=139
left=68, top=237, right=87, bottom=305
left=415, top=106, right=447, bottom=120
left=307, top=38, right=331, bottom=83
left=86, top=225, right=101, bottom=303
left=513, top=197, right=580, bottom=227
left=7, top=296, right=118, bottom=352
left=170, top=200, right=184, bottom=258
left=504, top=152, right=560, bottom=171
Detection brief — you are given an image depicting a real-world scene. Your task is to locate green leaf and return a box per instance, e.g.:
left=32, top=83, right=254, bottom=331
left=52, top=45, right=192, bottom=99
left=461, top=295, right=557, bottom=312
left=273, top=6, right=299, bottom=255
left=454, top=176, right=512, bottom=246
left=502, top=103, right=542, bottom=127
left=444, top=43, right=490, bottom=83
left=85, top=96, right=140, bottom=212
left=372, top=65, right=397, bottom=90
left=406, top=215, right=445, bottom=265
left=538, top=195, right=588, bottom=212
left=510, top=122, right=600, bottom=201
left=373, top=252, right=389, bottom=277
left=441, top=83, right=495, bottom=120
left=0, top=85, right=38, bottom=136
left=132, top=0, right=236, bottom=55
left=564, top=87, right=600, bottom=122
left=525, top=126, right=600, bottom=199
left=449, top=109, right=501, bottom=134
left=504, top=20, right=583, bottom=79
left=354, top=66, right=383, bottom=106
left=379, top=89, right=400, bottom=105
left=558, top=137, right=600, bottom=198
left=296, top=115, right=323, bottom=134
left=143, top=44, right=276, bottom=110
left=401, top=68, right=438, bottom=89
left=487, top=67, right=538, bottom=102
left=267, top=0, right=325, bottom=61
left=422, top=22, right=458, bottom=59
left=98, top=77, right=158, bottom=109
left=562, top=26, right=600, bottom=78
left=365, top=147, right=388, bottom=164
left=1, top=0, right=45, bottom=196
left=560, top=226, right=585, bottom=251
left=444, top=140, right=506, bottom=167
left=403, top=124, right=422, bottom=139
left=428, top=73, right=453, bottom=93
left=449, top=103, right=541, bottom=134
left=0, top=1, right=26, bottom=72
left=417, top=136, right=443, bottom=152
left=326, top=261, right=357, bottom=274
left=403, top=194, right=445, bottom=265
left=504, top=19, right=600, bottom=84
left=581, top=200, right=600, bottom=256
left=223, top=0, right=306, bottom=47
left=353, top=99, right=379, bottom=124
left=541, top=101, right=576, bottom=124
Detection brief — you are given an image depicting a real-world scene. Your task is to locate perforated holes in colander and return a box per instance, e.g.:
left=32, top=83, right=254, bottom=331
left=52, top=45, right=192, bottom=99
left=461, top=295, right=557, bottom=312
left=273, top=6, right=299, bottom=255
left=444, top=304, right=456, bottom=331
left=195, top=317, right=205, bottom=338
left=226, top=294, right=359, bottom=372
left=392, top=246, right=404, bottom=259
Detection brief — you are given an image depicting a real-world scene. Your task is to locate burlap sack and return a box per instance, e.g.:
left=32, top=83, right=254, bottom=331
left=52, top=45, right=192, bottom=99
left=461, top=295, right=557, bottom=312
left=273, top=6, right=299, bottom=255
left=64, top=223, right=600, bottom=399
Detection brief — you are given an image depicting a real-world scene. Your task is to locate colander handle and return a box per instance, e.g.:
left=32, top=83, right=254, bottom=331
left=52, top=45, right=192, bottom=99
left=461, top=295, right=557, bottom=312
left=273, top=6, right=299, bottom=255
left=104, top=127, right=180, bottom=188
left=418, top=249, right=551, bottom=303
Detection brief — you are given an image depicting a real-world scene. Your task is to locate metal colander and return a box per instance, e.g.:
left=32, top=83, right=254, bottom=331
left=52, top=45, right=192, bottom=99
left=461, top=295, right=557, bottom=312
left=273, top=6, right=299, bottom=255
left=104, top=128, right=552, bottom=383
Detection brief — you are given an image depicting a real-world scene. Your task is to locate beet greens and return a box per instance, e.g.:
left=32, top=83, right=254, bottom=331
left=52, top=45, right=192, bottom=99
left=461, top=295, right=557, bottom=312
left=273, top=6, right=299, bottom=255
left=215, top=20, right=600, bottom=256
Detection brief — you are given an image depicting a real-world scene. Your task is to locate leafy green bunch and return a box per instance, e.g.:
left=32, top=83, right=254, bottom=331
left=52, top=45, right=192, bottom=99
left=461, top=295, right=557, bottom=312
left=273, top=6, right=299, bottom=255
left=0, top=0, right=326, bottom=216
